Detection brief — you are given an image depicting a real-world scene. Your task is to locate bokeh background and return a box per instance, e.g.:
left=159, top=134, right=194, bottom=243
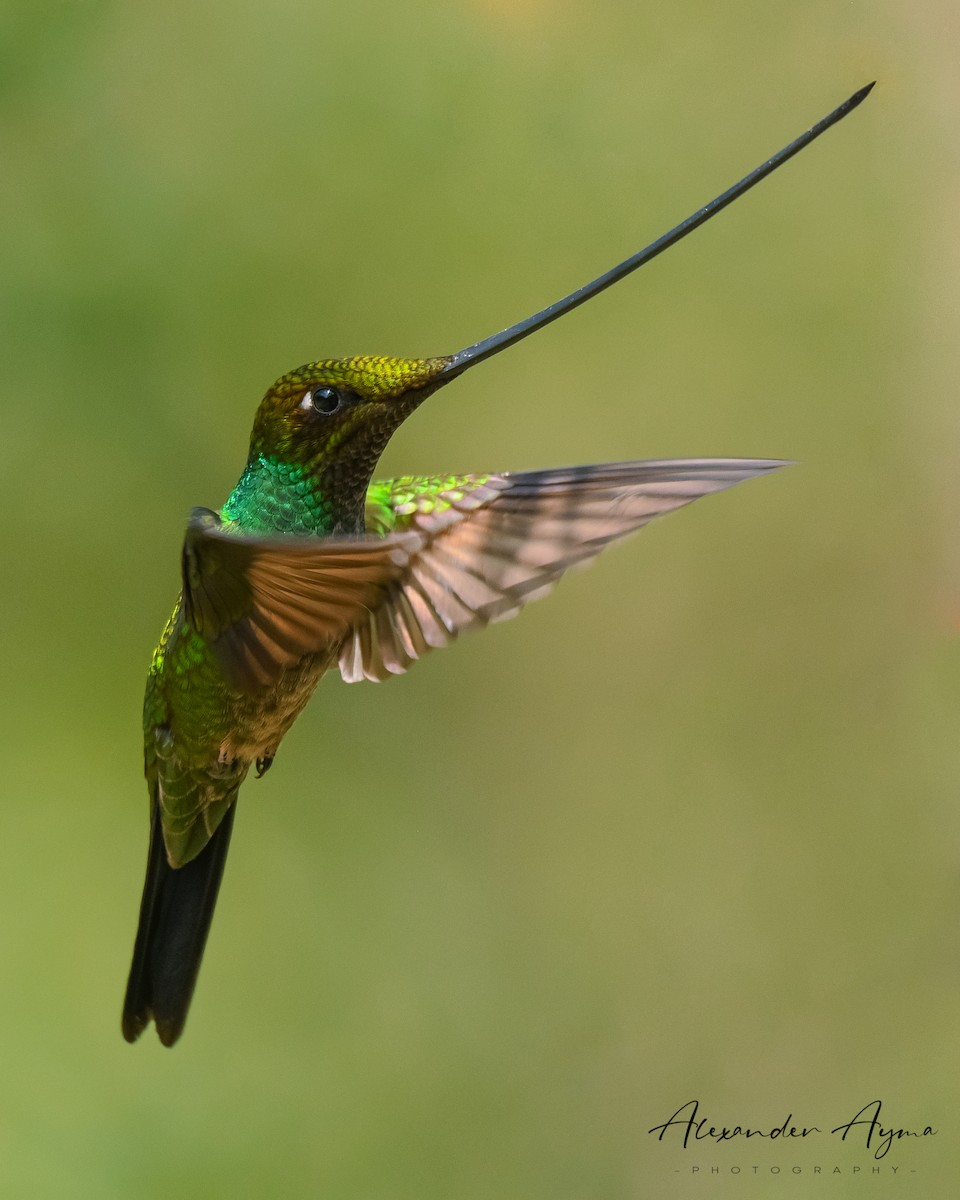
left=2, top=1, right=957, bottom=1196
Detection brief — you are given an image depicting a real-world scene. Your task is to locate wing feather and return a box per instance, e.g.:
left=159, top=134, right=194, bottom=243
left=180, top=459, right=784, bottom=692
left=338, top=458, right=785, bottom=682
left=181, top=508, right=420, bottom=693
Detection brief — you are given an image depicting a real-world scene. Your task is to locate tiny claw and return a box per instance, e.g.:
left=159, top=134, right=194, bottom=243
left=214, top=749, right=243, bottom=777
left=256, top=755, right=274, bottom=778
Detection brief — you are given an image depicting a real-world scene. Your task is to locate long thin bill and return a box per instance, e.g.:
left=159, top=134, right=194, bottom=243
left=440, top=82, right=874, bottom=378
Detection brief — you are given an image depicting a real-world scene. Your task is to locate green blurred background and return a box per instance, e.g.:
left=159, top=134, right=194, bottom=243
left=1, top=0, right=957, bottom=1196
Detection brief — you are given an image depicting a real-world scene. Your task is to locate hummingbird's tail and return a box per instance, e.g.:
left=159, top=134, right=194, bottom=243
left=121, top=793, right=237, bottom=1046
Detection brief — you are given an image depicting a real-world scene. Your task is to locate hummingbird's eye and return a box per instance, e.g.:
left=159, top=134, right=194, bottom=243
left=306, top=386, right=342, bottom=415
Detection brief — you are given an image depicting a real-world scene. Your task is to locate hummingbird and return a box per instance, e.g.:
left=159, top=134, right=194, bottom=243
left=122, top=83, right=873, bottom=1046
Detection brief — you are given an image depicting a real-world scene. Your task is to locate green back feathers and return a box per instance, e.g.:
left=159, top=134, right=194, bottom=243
left=364, top=474, right=492, bottom=535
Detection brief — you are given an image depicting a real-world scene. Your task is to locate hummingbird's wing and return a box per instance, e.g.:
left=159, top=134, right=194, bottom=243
left=341, top=458, right=785, bottom=682
left=181, top=508, right=421, bottom=694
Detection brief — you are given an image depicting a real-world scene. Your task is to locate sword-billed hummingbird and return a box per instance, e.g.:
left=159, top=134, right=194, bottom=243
left=122, top=83, right=873, bottom=1046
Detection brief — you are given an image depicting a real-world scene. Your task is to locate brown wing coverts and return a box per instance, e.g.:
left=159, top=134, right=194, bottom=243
left=182, top=508, right=418, bottom=694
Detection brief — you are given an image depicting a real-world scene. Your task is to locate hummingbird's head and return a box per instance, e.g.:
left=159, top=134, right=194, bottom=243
left=249, top=354, right=453, bottom=481
left=238, top=82, right=875, bottom=526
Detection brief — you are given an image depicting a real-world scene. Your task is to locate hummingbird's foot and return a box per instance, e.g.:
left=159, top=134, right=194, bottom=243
left=214, top=748, right=244, bottom=778
left=255, top=755, right=274, bottom=778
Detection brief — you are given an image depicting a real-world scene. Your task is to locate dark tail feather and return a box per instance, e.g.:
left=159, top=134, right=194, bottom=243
left=121, top=796, right=237, bottom=1046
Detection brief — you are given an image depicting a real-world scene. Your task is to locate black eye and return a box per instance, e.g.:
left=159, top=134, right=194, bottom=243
left=310, top=386, right=341, bottom=414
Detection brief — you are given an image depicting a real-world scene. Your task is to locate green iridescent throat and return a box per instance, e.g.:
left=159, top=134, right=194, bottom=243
left=222, top=454, right=341, bottom=536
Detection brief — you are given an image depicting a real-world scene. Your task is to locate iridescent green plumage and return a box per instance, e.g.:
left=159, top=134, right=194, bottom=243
left=122, top=84, right=871, bottom=1046
left=124, top=354, right=781, bottom=1046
